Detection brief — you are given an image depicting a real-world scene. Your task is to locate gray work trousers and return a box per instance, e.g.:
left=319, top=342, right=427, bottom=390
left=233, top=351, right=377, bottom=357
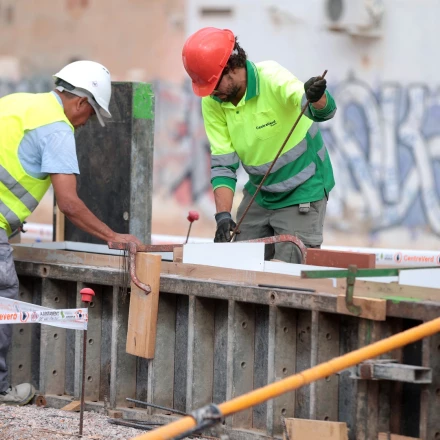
left=0, top=228, right=19, bottom=392
left=236, top=190, right=327, bottom=263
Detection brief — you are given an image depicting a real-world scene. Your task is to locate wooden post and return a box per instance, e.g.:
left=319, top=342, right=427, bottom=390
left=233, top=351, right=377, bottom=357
left=126, top=252, right=161, bottom=358
left=55, top=204, right=65, bottom=242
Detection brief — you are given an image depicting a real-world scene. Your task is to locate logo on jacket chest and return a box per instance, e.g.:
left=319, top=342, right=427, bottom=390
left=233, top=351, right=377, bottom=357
left=256, top=119, right=277, bottom=130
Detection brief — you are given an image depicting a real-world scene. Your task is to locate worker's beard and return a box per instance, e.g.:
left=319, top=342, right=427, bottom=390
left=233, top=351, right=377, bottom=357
left=217, top=84, right=241, bottom=102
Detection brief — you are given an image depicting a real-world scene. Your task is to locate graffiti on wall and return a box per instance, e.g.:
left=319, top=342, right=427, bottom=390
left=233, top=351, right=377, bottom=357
left=322, top=79, right=440, bottom=237
left=155, top=77, right=440, bottom=239
left=2, top=75, right=440, bottom=239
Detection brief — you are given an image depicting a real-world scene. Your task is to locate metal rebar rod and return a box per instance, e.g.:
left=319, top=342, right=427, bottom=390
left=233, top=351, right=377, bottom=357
left=229, top=70, right=328, bottom=242
left=108, top=419, right=158, bottom=431
left=185, top=222, right=193, bottom=244
left=126, top=397, right=187, bottom=416
left=79, top=328, right=87, bottom=436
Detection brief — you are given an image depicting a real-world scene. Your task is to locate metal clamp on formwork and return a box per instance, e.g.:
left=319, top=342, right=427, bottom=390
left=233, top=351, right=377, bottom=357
left=345, top=265, right=361, bottom=315
left=346, top=359, right=433, bottom=384
left=301, top=264, right=362, bottom=315
left=107, top=241, right=151, bottom=294
left=300, top=264, right=440, bottom=316
left=173, top=403, right=223, bottom=440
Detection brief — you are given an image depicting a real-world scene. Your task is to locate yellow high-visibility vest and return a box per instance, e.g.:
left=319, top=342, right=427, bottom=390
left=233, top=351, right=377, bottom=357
left=0, top=92, right=74, bottom=235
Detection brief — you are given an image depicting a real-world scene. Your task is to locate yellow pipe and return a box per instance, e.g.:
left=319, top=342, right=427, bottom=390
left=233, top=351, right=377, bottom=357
left=132, top=317, right=440, bottom=440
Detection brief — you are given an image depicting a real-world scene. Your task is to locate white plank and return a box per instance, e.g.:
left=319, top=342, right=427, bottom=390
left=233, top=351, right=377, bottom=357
left=264, top=261, right=339, bottom=287
left=263, top=261, right=398, bottom=285
left=399, top=268, right=440, bottom=289
left=183, top=243, right=265, bottom=271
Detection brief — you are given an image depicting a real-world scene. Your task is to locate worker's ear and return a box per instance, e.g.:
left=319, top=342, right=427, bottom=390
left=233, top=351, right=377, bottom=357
left=76, top=97, right=89, bottom=111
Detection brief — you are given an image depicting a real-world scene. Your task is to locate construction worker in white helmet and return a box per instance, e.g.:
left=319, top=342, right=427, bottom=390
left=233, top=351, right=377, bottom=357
left=0, top=60, right=141, bottom=406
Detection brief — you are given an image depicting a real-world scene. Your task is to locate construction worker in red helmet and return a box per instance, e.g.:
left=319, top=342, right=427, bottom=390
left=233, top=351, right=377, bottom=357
left=182, top=27, right=337, bottom=263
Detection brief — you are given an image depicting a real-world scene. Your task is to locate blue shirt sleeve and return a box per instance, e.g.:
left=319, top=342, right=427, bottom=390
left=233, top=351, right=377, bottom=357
left=40, top=129, right=79, bottom=175
left=18, top=120, right=79, bottom=179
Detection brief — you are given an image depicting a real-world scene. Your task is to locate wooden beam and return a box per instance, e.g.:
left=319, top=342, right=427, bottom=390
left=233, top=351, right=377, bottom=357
left=337, top=295, right=387, bottom=321
left=336, top=279, right=440, bottom=303
left=162, top=261, right=336, bottom=293
left=126, top=252, right=162, bottom=359
left=173, top=247, right=183, bottom=263
left=283, top=418, right=348, bottom=440
left=60, top=400, right=81, bottom=411
left=306, top=249, right=376, bottom=269
left=55, top=204, right=65, bottom=242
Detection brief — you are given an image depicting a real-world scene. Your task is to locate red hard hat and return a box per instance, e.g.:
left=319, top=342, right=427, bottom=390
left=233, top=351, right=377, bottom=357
left=182, top=27, right=235, bottom=97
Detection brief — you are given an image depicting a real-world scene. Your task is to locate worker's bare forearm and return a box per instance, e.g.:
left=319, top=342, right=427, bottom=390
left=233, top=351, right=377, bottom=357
left=59, top=198, right=116, bottom=242
left=214, top=187, right=234, bottom=213
left=51, top=173, right=116, bottom=242
left=311, top=93, right=327, bottom=110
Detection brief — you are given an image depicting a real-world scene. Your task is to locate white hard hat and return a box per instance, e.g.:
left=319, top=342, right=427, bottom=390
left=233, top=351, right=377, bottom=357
left=53, top=60, right=112, bottom=127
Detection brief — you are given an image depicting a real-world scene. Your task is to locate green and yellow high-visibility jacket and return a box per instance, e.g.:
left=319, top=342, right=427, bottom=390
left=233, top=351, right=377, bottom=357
left=0, top=93, right=74, bottom=235
left=202, top=60, right=336, bottom=209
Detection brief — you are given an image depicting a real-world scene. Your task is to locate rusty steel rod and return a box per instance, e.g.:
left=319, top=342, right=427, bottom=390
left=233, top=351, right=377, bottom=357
left=78, top=326, right=87, bottom=436
left=229, top=70, right=328, bottom=242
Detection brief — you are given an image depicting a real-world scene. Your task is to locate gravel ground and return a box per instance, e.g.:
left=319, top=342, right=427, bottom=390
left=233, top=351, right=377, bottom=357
left=0, top=404, right=156, bottom=440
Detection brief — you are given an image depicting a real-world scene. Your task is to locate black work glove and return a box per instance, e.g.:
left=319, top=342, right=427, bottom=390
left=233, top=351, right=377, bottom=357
left=214, top=212, right=237, bottom=242
left=304, top=77, right=327, bottom=103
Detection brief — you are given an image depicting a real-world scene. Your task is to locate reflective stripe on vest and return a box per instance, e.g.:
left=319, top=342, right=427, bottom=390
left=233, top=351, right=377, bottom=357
left=241, top=123, right=319, bottom=176
left=0, top=203, right=21, bottom=232
left=0, top=165, right=40, bottom=231
left=317, top=145, right=327, bottom=161
left=250, top=162, right=316, bottom=193
left=211, top=123, right=321, bottom=182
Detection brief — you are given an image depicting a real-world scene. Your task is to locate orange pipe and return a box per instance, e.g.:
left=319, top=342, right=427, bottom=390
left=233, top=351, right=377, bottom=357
left=131, top=317, right=440, bottom=440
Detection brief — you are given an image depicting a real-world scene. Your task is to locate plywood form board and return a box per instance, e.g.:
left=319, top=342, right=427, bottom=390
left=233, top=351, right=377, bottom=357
left=12, top=245, right=122, bottom=270
left=162, top=262, right=388, bottom=320
left=336, top=295, right=387, bottom=321
left=283, top=418, right=348, bottom=440
left=162, top=261, right=336, bottom=293
left=336, top=279, right=439, bottom=303
left=126, top=252, right=162, bottom=358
